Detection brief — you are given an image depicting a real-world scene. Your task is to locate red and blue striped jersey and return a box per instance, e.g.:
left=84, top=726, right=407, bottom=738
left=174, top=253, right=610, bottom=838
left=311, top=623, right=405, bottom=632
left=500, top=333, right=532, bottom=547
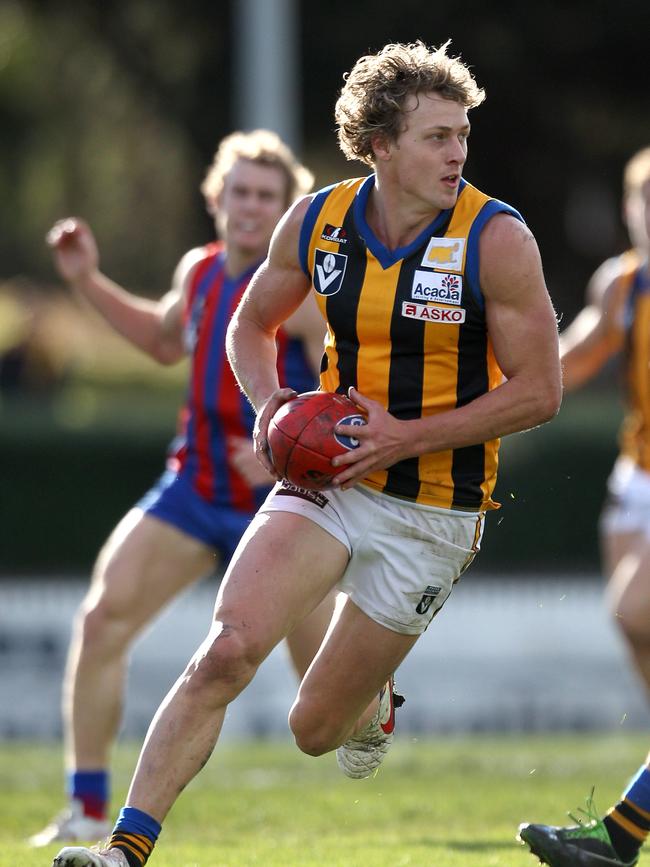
left=168, top=242, right=315, bottom=511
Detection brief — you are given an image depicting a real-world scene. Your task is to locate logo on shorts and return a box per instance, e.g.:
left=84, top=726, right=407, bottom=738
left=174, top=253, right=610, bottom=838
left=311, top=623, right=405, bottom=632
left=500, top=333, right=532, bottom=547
left=276, top=480, right=329, bottom=508
left=415, top=585, right=442, bottom=615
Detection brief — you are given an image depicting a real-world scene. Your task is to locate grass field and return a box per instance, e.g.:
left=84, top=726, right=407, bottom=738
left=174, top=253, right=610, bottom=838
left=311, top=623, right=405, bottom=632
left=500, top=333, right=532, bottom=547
left=2, top=734, right=648, bottom=866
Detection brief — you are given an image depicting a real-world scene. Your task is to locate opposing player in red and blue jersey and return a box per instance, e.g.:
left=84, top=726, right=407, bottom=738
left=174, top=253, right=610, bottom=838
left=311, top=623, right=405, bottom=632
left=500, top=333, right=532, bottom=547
left=31, top=130, right=329, bottom=847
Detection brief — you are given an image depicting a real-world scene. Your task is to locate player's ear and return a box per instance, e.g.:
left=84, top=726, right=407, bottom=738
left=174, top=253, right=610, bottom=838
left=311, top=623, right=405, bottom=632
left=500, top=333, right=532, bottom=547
left=371, top=133, right=392, bottom=163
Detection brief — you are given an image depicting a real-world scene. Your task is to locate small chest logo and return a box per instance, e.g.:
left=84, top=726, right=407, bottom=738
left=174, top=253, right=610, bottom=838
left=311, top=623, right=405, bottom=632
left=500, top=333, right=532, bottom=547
left=421, top=237, right=466, bottom=272
left=320, top=223, right=348, bottom=244
left=313, top=249, right=348, bottom=296
left=411, top=270, right=463, bottom=305
left=402, top=301, right=466, bottom=324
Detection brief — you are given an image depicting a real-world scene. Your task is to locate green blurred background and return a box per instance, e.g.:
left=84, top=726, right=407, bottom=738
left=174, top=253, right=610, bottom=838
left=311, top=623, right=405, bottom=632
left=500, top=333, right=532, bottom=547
left=0, top=0, right=646, bottom=575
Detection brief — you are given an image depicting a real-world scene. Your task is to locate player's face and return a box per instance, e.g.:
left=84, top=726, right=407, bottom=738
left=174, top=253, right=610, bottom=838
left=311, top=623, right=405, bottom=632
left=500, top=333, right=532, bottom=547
left=216, top=158, right=288, bottom=257
left=383, top=93, right=470, bottom=213
left=625, top=179, right=650, bottom=253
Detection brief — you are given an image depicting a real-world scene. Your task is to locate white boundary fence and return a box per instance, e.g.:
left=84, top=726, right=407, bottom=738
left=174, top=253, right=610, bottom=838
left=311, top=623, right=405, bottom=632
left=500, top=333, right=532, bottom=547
left=1, top=574, right=648, bottom=740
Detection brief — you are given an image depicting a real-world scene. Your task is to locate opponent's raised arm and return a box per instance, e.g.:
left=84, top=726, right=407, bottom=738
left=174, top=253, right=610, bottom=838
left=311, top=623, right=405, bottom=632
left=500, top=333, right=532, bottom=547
left=46, top=217, right=189, bottom=364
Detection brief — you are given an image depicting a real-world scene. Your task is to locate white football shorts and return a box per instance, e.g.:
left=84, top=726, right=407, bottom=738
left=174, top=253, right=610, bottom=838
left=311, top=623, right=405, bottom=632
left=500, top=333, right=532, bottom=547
left=600, top=456, right=650, bottom=537
left=259, top=481, right=485, bottom=635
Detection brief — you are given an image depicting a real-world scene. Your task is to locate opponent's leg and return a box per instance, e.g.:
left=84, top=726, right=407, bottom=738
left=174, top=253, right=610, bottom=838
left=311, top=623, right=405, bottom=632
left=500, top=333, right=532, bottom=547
left=31, top=510, right=215, bottom=847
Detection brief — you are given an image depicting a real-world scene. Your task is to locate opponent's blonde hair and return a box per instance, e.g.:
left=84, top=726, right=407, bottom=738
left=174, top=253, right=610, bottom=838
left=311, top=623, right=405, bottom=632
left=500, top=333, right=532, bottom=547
left=201, top=129, right=314, bottom=208
left=335, top=40, right=486, bottom=167
left=624, top=147, right=650, bottom=195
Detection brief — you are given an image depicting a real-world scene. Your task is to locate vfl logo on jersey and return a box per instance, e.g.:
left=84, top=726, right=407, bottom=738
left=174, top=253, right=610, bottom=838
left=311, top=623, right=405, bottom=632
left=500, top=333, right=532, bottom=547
left=313, top=249, right=347, bottom=296
left=183, top=293, right=206, bottom=353
left=416, top=585, right=442, bottom=615
left=421, top=237, right=466, bottom=272
left=402, top=301, right=466, bottom=324
left=334, top=414, right=366, bottom=450
left=411, top=271, right=463, bottom=306
left=320, top=223, right=348, bottom=244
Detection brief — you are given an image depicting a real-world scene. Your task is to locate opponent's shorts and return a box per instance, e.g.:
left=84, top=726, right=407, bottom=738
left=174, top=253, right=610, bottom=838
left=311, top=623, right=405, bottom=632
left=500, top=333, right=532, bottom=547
left=259, top=481, right=485, bottom=636
left=600, top=456, right=650, bottom=537
left=137, top=469, right=264, bottom=563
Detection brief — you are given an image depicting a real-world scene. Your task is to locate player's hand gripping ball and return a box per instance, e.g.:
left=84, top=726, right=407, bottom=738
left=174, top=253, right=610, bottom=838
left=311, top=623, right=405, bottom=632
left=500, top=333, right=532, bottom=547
left=267, top=391, right=366, bottom=490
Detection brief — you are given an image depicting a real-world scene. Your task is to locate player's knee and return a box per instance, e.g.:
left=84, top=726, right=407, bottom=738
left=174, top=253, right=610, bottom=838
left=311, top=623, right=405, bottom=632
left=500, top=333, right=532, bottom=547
left=289, top=698, right=341, bottom=756
left=183, top=624, right=263, bottom=701
left=76, top=596, right=131, bottom=655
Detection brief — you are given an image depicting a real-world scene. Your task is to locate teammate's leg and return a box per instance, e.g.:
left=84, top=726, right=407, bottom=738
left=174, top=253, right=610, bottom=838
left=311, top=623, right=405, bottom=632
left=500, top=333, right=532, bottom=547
left=605, top=529, right=650, bottom=694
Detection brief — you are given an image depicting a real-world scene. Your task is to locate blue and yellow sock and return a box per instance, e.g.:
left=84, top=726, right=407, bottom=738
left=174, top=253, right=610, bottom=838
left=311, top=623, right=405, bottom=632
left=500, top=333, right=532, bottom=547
left=604, top=756, right=650, bottom=863
left=107, top=806, right=161, bottom=867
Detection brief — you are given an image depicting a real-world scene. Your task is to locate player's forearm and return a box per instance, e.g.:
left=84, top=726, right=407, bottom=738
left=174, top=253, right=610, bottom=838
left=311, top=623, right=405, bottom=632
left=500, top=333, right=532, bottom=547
left=226, top=316, right=281, bottom=411
left=69, top=270, right=175, bottom=362
left=406, top=373, right=561, bottom=456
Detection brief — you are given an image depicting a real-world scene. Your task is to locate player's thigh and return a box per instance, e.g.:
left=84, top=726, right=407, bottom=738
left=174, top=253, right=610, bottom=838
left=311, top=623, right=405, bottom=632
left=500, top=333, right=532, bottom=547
left=213, top=510, right=349, bottom=653
left=86, top=509, right=215, bottom=624
left=602, top=527, right=645, bottom=578
left=285, top=587, right=339, bottom=679
left=608, top=535, right=650, bottom=631
left=296, top=595, right=418, bottom=726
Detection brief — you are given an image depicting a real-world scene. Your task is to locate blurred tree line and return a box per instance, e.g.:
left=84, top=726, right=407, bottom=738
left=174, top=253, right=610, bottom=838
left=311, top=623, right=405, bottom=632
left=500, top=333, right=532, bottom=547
left=1, top=0, right=648, bottom=315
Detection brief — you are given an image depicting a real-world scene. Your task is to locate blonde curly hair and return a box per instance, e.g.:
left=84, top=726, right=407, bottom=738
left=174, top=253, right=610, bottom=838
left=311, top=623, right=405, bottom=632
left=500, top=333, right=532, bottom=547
left=335, top=40, right=485, bottom=167
left=201, top=129, right=314, bottom=209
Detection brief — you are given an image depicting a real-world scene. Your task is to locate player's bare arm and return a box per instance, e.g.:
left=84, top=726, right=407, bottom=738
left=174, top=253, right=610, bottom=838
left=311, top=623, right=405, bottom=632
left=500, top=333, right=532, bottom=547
left=226, top=196, right=314, bottom=470
left=559, top=257, right=626, bottom=391
left=46, top=216, right=188, bottom=364
left=332, top=215, right=562, bottom=488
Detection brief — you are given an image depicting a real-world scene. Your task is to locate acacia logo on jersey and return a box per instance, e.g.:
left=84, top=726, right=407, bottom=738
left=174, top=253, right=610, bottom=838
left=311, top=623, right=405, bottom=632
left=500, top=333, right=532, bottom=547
left=411, top=271, right=463, bottom=305
left=313, top=249, right=348, bottom=296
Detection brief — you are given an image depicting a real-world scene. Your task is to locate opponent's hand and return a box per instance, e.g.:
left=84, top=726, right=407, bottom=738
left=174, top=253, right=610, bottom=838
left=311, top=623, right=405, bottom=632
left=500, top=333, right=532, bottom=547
left=252, top=387, right=297, bottom=477
left=46, top=218, right=99, bottom=285
left=228, top=435, right=276, bottom=487
left=330, top=387, right=409, bottom=490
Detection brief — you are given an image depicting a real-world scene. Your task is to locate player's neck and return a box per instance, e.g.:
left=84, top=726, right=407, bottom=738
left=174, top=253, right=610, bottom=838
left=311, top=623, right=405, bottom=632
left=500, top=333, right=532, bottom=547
left=223, top=246, right=266, bottom=279
left=366, top=181, right=441, bottom=251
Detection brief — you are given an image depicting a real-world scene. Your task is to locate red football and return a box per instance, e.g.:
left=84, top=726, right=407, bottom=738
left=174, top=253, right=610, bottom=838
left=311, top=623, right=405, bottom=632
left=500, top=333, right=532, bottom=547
left=267, top=391, right=367, bottom=490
